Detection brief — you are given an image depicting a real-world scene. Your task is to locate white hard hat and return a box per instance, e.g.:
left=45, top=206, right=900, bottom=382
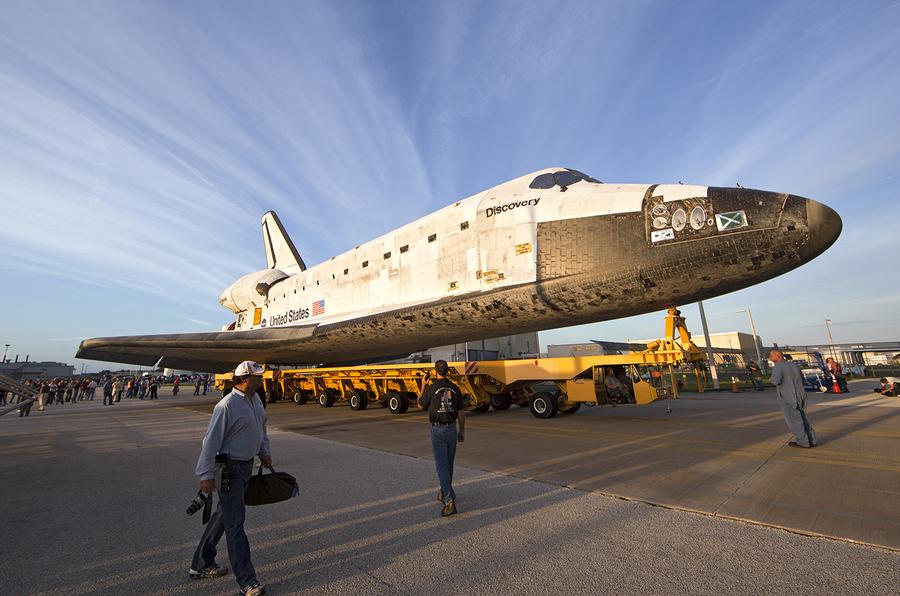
left=234, top=361, right=265, bottom=376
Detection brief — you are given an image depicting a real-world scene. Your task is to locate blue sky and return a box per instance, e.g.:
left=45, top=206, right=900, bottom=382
left=1, top=1, right=899, bottom=370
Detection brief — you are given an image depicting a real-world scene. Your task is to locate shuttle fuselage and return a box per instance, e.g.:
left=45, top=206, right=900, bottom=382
left=77, top=167, right=842, bottom=371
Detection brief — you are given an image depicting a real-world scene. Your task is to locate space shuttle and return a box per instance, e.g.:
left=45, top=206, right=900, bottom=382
left=76, top=167, right=842, bottom=372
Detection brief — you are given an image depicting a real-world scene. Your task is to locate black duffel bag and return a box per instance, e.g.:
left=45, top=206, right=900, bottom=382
left=245, top=466, right=299, bottom=506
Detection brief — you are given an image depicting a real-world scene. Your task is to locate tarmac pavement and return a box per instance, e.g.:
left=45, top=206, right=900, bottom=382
left=1, top=385, right=898, bottom=594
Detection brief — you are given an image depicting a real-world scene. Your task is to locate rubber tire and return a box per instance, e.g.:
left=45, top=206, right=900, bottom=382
left=349, top=390, right=368, bottom=411
left=293, top=391, right=309, bottom=405
left=318, top=391, right=335, bottom=408
left=529, top=392, right=558, bottom=419
left=490, top=394, right=512, bottom=410
left=559, top=403, right=581, bottom=414
left=388, top=391, right=409, bottom=415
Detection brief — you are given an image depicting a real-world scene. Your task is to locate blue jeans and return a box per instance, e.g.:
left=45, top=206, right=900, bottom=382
left=191, top=460, right=257, bottom=588
left=430, top=424, right=457, bottom=504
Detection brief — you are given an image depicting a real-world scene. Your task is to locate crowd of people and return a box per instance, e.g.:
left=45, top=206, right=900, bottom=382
left=2, top=374, right=214, bottom=417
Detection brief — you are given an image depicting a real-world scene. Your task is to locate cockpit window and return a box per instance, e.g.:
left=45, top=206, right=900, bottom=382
left=529, top=173, right=556, bottom=189
left=529, top=169, right=603, bottom=190
left=566, top=169, right=602, bottom=184
left=554, top=170, right=582, bottom=188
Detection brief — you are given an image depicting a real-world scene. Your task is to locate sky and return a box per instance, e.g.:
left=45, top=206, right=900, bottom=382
left=1, top=0, right=899, bottom=371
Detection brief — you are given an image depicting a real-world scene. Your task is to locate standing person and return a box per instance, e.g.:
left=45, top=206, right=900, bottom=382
left=112, top=378, right=123, bottom=402
left=0, top=387, right=7, bottom=407
left=202, top=375, right=210, bottom=395
left=825, top=357, right=847, bottom=392
left=417, top=360, right=465, bottom=517
left=194, top=377, right=202, bottom=395
left=48, top=380, right=59, bottom=405
left=18, top=391, right=33, bottom=417
left=190, top=361, right=271, bottom=595
left=746, top=360, right=764, bottom=391
left=87, top=379, right=98, bottom=401
left=173, top=375, right=181, bottom=396
left=149, top=377, right=159, bottom=400
left=103, top=377, right=114, bottom=405
left=770, top=349, right=817, bottom=448
left=138, top=378, right=147, bottom=400
left=37, top=381, right=48, bottom=411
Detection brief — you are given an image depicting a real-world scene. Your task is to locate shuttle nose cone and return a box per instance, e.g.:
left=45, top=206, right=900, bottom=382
left=804, top=198, right=842, bottom=259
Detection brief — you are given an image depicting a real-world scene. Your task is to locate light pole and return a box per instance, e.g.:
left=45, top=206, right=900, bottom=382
left=825, top=318, right=837, bottom=362
left=737, top=308, right=765, bottom=372
left=2, top=344, right=8, bottom=363
left=696, top=301, right=720, bottom=389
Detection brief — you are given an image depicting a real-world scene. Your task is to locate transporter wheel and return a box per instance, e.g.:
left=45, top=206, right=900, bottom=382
left=388, top=391, right=409, bottom=415
left=293, top=391, right=309, bottom=405
left=471, top=402, right=490, bottom=414
left=559, top=403, right=581, bottom=414
left=490, top=394, right=512, bottom=410
left=529, top=392, right=558, bottom=419
left=318, top=390, right=335, bottom=408
left=349, top=390, right=368, bottom=411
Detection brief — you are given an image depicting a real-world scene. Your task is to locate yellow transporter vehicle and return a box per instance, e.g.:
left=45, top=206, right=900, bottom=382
left=216, top=308, right=708, bottom=419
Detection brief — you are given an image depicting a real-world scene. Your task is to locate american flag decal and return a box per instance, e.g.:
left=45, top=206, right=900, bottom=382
left=312, top=299, right=325, bottom=316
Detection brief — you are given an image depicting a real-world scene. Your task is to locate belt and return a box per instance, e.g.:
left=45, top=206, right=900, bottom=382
left=430, top=422, right=454, bottom=426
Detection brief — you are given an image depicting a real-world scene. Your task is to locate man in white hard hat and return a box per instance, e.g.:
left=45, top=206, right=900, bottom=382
left=190, top=361, right=272, bottom=596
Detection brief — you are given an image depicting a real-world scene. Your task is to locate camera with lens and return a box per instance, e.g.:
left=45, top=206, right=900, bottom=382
left=186, top=490, right=211, bottom=515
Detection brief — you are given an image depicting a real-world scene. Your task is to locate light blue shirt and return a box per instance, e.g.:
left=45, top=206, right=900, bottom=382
left=195, top=388, right=271, bottom=480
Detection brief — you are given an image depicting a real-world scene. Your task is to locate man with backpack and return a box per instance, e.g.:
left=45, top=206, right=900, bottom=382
left=418, top=360, right=465, bottom=517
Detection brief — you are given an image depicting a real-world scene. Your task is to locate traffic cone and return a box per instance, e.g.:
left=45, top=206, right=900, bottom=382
left=832, top=376, right=841, bottom=394
left=731, top=377, right=740, bottom=393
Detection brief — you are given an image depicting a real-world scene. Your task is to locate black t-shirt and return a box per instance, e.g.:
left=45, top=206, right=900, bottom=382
left=419, top=379, right=463, bottom=424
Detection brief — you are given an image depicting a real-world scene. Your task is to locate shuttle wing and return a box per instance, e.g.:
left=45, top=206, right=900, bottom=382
left=76, top=325, right=318, bottom=372
left=262, top=211, right=306, bottom=273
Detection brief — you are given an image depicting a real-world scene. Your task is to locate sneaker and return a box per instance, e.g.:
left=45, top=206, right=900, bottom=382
left=189, top=564, right=228, bottom=579
left=441, top=499, right=457, bottom=517
left=788, top=441, right=811, bottom=448
left=240, top=582, right=266, bottom=595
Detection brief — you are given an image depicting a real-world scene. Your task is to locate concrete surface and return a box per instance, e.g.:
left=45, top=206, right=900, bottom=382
left=188, top=378, right=900, bottom=550
left=1, top=382, right=898, bottom=594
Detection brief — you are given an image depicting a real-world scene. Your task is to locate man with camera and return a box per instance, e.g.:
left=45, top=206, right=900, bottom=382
left=418, top=360, right=465, bottom=517
left=190, top=361, right=272, bottom=595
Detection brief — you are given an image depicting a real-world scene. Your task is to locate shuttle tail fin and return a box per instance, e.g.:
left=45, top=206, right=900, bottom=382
left=261, top=211, right=306, bottom=272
